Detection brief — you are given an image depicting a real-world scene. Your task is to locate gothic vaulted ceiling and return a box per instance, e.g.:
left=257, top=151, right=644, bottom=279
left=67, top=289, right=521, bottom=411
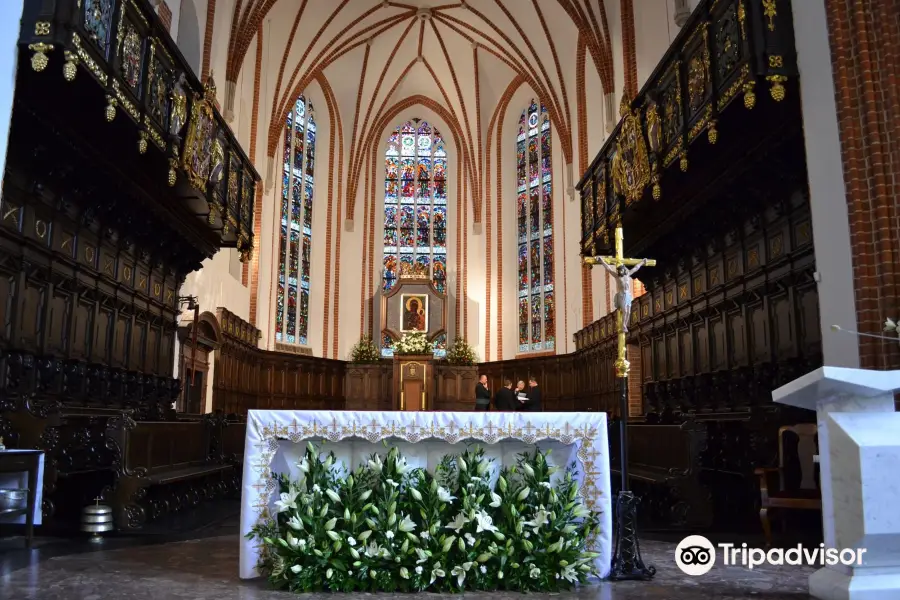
left=225, top=0, right=615, bottom=218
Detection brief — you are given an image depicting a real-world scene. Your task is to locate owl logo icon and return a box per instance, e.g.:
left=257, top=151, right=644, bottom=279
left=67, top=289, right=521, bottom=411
left=675, top=535, right=716, bottom=576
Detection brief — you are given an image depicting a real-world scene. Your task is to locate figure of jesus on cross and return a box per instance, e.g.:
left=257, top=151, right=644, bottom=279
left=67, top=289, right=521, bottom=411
left=585, top=226, right=656, bottom=334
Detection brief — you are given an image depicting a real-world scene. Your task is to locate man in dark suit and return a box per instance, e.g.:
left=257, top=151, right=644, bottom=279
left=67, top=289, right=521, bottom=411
left=523, top=376, right=542, bottom=412
left=475, top=374, right=491, bottom=411
left=495, top=379, right=516, bottom=411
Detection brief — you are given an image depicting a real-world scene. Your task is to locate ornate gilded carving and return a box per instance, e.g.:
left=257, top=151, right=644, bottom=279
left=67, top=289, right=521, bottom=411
left=28, top=43, right=53, bottom=72
left=169, top=73, right=188, bottom=138
left=762, top=0, right=776, bottom=30
left=611, top=97, right=651, bottom=206
left=766, top=75, right=787, bottom=101
left=646, top=101, right=662, bottom=153
left=210, top=138, right=225, bottom=184
left=181, top=81, right=218, bottom=192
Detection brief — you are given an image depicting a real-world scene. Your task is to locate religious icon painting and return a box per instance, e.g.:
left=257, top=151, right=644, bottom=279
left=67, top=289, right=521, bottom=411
left=400, top=294, right=429, bottom=333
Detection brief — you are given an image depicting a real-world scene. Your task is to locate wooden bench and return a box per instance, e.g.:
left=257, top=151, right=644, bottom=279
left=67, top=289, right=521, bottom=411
left=609, top=419, right=712, bottom=530
left=105, top=414, right=235, bottom=530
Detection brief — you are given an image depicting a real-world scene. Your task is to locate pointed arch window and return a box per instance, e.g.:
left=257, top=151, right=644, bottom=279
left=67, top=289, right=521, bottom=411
left=382, top=119, right=448, bottom=293
left=275, top=97, right=316, bottom=345
left=516, top=101, right=555, bottom=353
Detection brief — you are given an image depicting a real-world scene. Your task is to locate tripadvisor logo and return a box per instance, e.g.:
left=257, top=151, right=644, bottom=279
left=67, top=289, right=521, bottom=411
left=675, top=535, right=867, bottom=576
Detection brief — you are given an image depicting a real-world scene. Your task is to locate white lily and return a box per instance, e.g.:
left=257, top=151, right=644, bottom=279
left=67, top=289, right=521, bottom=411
left=399, top=566, right=410, bottom=579
left=573, top=505, right=591, bottom=519
left=458, top=457, right=467, bottom=472
left=522, top=463, right=535, bottom=477
left=474, top=510, right=498, bottom=533
left=325, top=489, right=341, bottom=504
left=437, top=487, right=456, bottom=503
left=347, top=536, right=357, bottom=546
left=290, top=564, right=302, bottom=574
left=451, top=562, right=473, bottom=586
left=415, top=548, right=429, bottom=564
left=274, top=489, right=300, bottom=513
left=398, top=514, right=417, bottom=532
left=326, top=568, right=333, bottom=579
left=489, top=492, right=502, bottom=507
left=358, top=529, right=372, bottom=541
left=324, top=517, right=337, bottom=531
left=396, top=457, right=410, bottom=475
left=529, top=566, right=541, bottom=579
left=526, top=508, right=551, bottom=532
left=476, top=459, right=489, bottom=476
left=445, top=512, right=470, bottom=532
left=367, top=454, right=383, bottom=473
left=297, top=458, right=310, bottom=473
left=517, top=487, right=531, bottom=501
left=386, top=478, right=399, bottom=488
left=430, top=562, right=446, bottom=584
left=886, top=318, right=898, bottom=332
left=364, top=541, right=381, bottom=558
left=410, top=487, right=423, bottom=502
left=359, top=489, right=372, bottom=502
left=287, top=515, right=304, bottom=530
left=561, top=564, right=578, bottom=583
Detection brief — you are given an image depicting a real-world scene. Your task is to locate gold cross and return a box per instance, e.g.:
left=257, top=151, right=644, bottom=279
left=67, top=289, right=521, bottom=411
left=582, top=226, right=656, bottom=377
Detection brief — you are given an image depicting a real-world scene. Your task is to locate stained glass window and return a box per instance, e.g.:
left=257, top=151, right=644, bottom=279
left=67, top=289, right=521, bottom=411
left=382, top=119, right=447, bottom=294
left=516, top=101, right=555, bottom=353
left=275, top=97, right=316, bottom=346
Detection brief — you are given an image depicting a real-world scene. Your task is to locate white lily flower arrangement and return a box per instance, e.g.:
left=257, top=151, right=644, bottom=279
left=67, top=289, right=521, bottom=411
left=248, top=444, right=603, bottom=593
left=394, top=331, right=430, bottom=355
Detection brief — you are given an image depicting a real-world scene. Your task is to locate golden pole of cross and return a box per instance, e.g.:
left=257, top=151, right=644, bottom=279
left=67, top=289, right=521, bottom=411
left=583, top=226, right=656, bottom=377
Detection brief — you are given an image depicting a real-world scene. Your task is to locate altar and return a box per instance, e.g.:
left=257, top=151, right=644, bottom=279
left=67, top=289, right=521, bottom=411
left=239, top=410, right=613, bottom=579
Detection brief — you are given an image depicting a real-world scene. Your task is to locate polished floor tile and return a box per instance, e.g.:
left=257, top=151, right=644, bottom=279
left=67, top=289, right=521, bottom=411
left=0, top=535, right=812, bottom=599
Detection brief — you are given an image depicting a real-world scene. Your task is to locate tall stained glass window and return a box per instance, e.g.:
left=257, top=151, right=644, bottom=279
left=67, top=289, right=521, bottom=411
left=275, top=97, right=316, bottom=345
left=382, top=119, right=448, bottom=293
left=516, top=101, right=555, bottom=353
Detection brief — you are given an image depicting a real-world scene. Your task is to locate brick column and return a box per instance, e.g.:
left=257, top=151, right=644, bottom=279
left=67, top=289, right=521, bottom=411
left=823, top=0, right=900, bottom=368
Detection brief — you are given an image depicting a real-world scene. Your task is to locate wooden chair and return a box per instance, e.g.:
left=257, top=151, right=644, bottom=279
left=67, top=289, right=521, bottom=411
left=755, top=424, right=821, bottom=546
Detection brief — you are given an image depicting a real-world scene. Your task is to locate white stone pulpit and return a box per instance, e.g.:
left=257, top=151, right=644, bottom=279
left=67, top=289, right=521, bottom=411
left=773, top=366, right=900, bottom=600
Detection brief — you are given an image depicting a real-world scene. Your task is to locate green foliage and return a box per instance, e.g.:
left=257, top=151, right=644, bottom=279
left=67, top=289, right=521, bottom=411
left=248, top=443, right=603, bottom=593
left=350, top=335, right=382, bottom=363
left=445, top=338, right=477, bottom=366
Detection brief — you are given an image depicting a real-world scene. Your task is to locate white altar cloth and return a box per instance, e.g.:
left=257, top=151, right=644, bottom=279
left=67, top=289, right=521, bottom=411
left=239, top=410, right=612, bottom=580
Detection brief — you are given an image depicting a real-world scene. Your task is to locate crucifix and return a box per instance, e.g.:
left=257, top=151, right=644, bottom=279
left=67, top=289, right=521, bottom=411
left=583, top=225, right=657, bottom=581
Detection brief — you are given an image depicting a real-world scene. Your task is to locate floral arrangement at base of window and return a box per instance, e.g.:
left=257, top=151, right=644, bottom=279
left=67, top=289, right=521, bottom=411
left=349, top=336, right=382, bottom=363
left=248, top=444, right=603, bottom=593
left=395, top=331, right=430, bottom=355
left=445, top=338, right=477, bottom=366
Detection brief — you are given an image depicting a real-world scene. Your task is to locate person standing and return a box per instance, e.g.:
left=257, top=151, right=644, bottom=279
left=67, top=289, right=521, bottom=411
left=475, top=375, right=491, bottom=411
left=495, top=379, right=516, bottom=411
left=515, top=380, right=528, bottom=411
left=525, top=376, right=542, bottom=412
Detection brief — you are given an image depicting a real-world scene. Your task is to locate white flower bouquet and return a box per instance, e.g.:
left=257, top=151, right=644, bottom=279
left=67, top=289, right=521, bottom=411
left=394, top=331, right=430, bottom=355
left=248, top=444, right=603, bottom=593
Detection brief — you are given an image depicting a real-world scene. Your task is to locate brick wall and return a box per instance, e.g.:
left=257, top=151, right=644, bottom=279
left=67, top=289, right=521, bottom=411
left=825, top=0, right=900, bottom=368
left=158, top=1, right=172, bottom=32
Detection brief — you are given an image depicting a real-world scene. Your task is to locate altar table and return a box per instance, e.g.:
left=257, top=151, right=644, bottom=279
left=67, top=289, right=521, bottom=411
left=239, top=410, right=612, bottom=579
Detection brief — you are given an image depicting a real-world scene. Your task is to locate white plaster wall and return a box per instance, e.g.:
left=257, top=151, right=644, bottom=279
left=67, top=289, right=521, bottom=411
left=605, top=0, right=626, bottom=109
left=176, top=0, right=205, bottom=76
left=635, top=0, right=674, bottom=91
left=792, top=0, right=859, bottom=368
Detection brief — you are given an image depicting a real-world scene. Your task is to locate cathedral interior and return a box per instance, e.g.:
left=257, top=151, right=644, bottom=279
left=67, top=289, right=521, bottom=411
left=0, top=0, right=898, bottom=598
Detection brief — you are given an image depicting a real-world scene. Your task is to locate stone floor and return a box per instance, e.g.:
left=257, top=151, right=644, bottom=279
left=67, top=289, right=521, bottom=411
left=0, top=535, right=812, bottom=599
left=0, top=501, right=815, bottom=599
